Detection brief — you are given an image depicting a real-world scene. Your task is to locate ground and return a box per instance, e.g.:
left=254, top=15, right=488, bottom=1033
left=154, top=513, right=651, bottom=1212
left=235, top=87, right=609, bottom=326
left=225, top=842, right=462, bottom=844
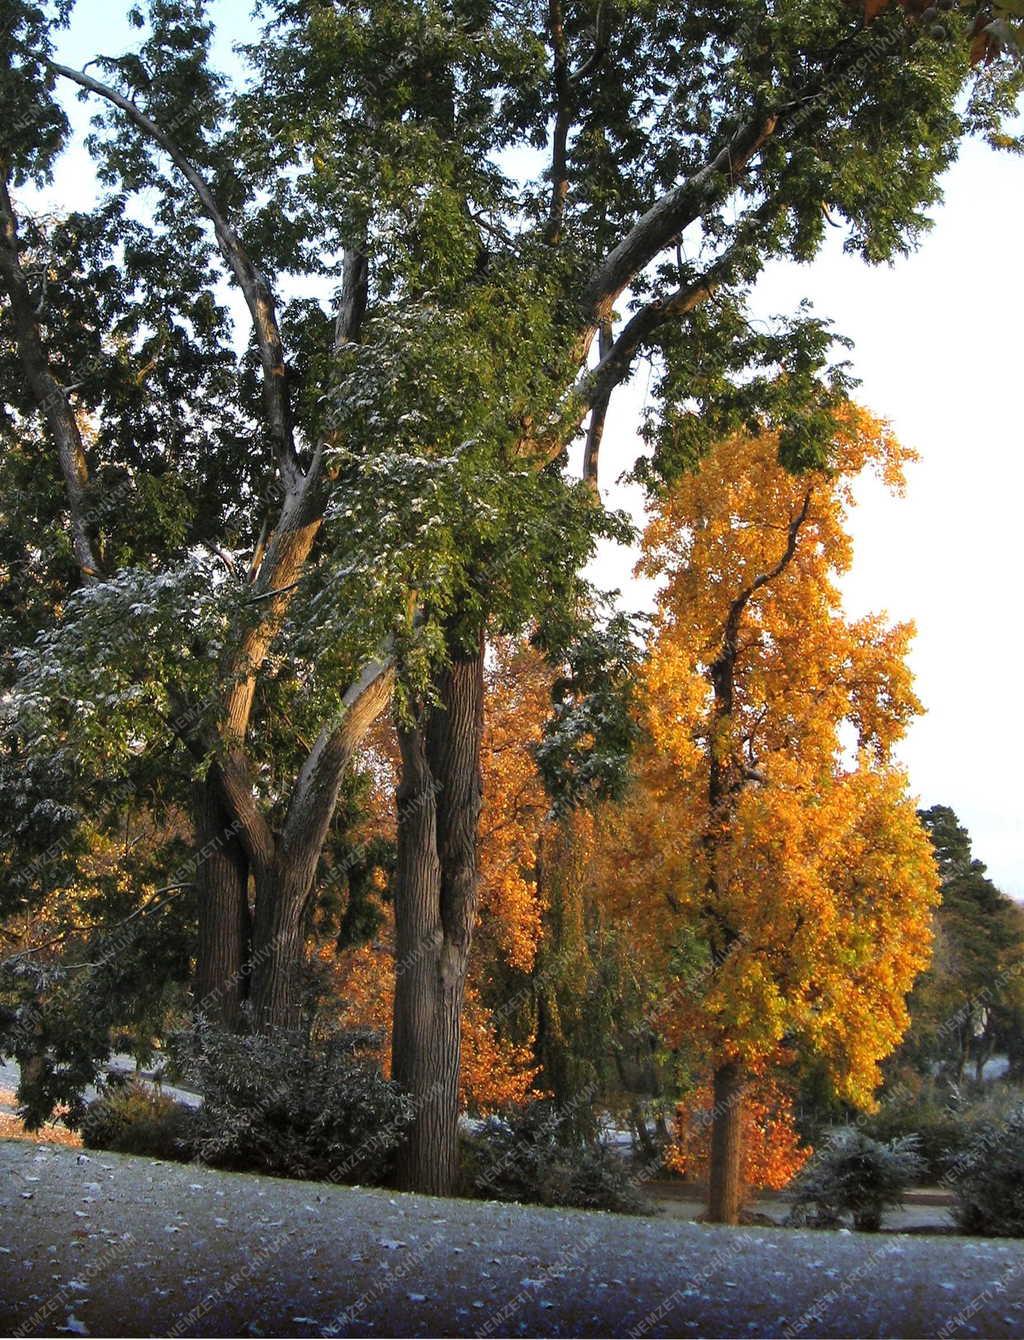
left=2, top=1139, right=1023, bottom=1339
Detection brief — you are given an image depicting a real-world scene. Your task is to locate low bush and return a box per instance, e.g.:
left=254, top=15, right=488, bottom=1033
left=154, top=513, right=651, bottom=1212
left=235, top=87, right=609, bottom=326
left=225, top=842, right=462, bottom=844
left=946, top=1105, right=1024, bottom=1237
left=787, top=1127, right=922, bottom=1231
left=80, top=1077, right=194, bottom=1160
left=461, top=1102, right=648, bottom=1215
left=171, top=1023, right=413, bottom=1185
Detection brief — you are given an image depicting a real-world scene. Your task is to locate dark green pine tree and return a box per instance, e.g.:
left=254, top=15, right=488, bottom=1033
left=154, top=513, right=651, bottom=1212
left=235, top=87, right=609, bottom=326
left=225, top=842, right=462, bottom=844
left=901, top=806, right=1024, bottom=1084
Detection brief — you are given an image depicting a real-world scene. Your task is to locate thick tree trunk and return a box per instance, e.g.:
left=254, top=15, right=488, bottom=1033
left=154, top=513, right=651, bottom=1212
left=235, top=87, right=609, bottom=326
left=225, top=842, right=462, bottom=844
left=392, top=633, right=485, bottom=1195
left=707, top=1060, right=745, bottom=1224
left=193, top=774, right=251, bottom=1030
left=247, top=862, right=312, bottom=1033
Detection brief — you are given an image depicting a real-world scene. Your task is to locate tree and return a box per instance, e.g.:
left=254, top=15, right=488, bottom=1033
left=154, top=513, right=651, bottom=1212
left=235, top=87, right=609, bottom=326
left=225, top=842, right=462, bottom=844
left=1, top=1, right=397, bottom=1047
left=618, top=407, right=939, bottom=1222
left=897, top=805, right=1024, bottom=1083
left=3, top=0, right=1019, bottom=1190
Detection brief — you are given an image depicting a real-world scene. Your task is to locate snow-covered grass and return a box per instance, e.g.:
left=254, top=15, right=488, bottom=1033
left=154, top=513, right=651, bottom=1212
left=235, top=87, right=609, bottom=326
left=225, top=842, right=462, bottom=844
left=2, top=1138, right=1023, bottom=1338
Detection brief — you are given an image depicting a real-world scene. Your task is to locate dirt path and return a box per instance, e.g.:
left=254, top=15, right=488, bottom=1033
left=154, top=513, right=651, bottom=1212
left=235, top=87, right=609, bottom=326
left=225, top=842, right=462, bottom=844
left=1, top=1139, right=1022, bottom=1338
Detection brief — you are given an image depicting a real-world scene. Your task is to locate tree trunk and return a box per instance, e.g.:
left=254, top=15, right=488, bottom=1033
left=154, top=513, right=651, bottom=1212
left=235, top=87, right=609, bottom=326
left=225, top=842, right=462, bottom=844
left=707, top=1060, right=745, bottom=1224
left=247, top=861, right=312, bottom=1034
left=392, top=632, right=485, bottom=1195
left=193, top=774, right=251, bottom=1030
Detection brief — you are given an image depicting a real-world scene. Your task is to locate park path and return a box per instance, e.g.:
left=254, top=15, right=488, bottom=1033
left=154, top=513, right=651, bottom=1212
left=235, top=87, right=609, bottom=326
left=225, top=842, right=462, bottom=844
left=2, top=1139, right=1023, bottom=1338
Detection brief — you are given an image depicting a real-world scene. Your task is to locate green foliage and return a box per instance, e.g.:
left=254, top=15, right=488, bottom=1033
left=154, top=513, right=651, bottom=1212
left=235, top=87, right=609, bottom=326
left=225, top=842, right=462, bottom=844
left=896, top=807, right=1024, bottom=1082
left=787, top=1127, right=923, bottom=1231
left=0, top=878, right=194, bottom=1128
left=461, top=1103, right=647, bottom=1215
left=862, top=1085, right=968, bottom=1183
left=9, top=560, right=234, bottom=770
left=535, top=610, right=645, bottom=812
left=3, top=0, right=1022, bottom=1154
left=947, top=1105, right=1024, bottom=1237
left=641, top=305, right=856, bottom=486
left=80, top=1076, right=195, bottom=1159
left=172, top=1023, right=414, bottom=1185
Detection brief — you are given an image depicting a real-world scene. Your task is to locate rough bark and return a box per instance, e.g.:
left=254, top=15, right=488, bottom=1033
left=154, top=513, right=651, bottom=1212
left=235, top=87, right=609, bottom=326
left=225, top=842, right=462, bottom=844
left=193, top=773, right=251, bottom=1030
left=247, top=864, right=310, bottom=1032
left=392, top=633, right=485, bottom=1195
left=707, top=1060, right=746, bottom=1224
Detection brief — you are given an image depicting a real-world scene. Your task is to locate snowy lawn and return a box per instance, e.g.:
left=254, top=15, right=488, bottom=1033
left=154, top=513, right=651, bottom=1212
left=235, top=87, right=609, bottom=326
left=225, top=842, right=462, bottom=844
left=1, top=1138, right=1022, bottom=1339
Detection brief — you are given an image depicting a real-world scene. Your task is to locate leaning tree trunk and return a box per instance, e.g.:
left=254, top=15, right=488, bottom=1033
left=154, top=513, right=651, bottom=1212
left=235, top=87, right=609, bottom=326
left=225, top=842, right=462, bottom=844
left=392, top=632, right=485, bottom=1195
left=193, top=772, right=251, bottom=1030
left=243, top=657, right=397, bottom=1034
left=707, top=1060, right=745, bottom=1224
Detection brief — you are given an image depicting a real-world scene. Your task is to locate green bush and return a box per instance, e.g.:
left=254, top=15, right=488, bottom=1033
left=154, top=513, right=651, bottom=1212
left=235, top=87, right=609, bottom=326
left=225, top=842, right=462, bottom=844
left=863, top=1095, right=966, bottom=1184
left=171, top=1023, right=413, bottom=1185
left=80, top=1077, right=195, bottom=1159
left=947, top=1105, right=1024, bottom=1237
left=787, top=1127, right=922, bottom=1231
left=461, top=1103, right=648, bottom=1214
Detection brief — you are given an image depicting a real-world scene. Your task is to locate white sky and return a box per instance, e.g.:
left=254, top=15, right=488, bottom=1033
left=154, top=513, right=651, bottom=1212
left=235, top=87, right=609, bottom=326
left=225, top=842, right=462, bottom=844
left=39, top=2, right=1023, bottom=896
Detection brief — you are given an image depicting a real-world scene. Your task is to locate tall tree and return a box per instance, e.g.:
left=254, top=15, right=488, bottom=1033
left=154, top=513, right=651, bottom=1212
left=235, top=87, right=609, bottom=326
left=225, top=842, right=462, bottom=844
left=1, top=1, right=392, bottom=1042
left=899, top=805, right=1024, bottom=1083
left=2, top=0, right=1019, bottom=1186
left=617, top=408, right=939, bottom=1222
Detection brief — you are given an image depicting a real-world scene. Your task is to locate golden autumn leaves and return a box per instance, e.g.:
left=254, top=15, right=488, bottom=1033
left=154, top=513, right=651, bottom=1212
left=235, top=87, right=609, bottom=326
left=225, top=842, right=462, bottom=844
left=612, top=407, right=939, bottom=1180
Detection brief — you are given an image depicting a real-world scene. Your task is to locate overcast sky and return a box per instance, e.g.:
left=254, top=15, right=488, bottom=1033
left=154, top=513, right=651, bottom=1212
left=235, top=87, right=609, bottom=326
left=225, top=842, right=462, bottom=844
left=43, top=2, right=1023, bottom=896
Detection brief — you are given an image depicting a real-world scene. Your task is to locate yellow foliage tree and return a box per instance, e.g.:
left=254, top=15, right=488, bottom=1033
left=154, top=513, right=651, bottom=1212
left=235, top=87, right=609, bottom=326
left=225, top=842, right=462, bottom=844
left=621, top=405, right=939, bottom=1222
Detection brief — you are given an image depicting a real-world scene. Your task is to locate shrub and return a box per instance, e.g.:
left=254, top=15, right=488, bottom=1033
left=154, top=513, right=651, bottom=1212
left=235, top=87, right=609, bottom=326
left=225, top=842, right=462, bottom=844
left=171, top=1023, right=413, bottom=1185
left=80, top=1077, right=194, bottom=1160
left=461, top=1102, right=648, bottom=1215
left=787, top=1127, right=922, bottom=1231
left=863, top=1094, right=967, bottom=1184
left=946, top=1105, right=1024, bottom=1237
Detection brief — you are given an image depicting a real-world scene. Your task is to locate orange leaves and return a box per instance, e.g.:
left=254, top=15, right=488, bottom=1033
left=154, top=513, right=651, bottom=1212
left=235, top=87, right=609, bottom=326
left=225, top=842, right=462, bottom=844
left=614, top=404, right=939, bottom=1106
left=476, top=639, right=552, bottom=975
left=330, top=939, right=540, bottom=1111
left=666, top=1074, right=811, bottom=1191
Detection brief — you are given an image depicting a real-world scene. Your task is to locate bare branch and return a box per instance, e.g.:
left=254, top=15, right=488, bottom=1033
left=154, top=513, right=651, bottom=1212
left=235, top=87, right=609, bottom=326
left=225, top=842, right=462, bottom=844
left=334, top=248, right=369, bottom=352
left=582, top=318, right=613, bottom=489
left=711, top=486, right=815, bottom=716
left=277, top=652, right=396, bottom=882
left=580, top=111, right=778, bottom=329
left=0, top=174, right=102, bottom=581
left=46, top=57, right=301, bottom=488
left=571, top=2, right=611, bottom=83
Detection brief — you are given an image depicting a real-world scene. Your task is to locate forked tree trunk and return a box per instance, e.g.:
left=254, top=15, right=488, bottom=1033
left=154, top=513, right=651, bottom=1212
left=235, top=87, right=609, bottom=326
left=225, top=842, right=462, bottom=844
left=392, top=633, right=485, bottom=1195
left=193, top=774, right=251, bottom=1030
left=707, top=1060, right=745, bottom=1224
